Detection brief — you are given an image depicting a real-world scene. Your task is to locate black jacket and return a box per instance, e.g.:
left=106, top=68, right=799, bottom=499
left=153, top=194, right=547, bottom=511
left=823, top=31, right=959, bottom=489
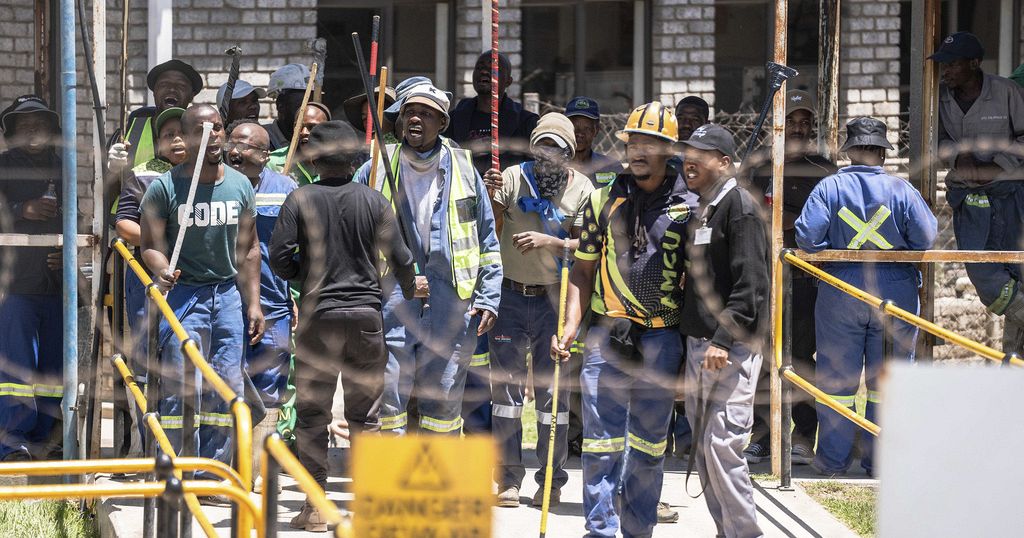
left=268, top=177, right=416, bottom=312
left=444, top=95, right=539, bottom=175
left=680, top=181, right=770, bottom=351
left=0, top=148, right=63, bottom=295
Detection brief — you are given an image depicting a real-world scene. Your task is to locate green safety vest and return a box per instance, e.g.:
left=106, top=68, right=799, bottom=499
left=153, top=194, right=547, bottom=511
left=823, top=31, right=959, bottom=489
left=126, top=114, right=156, bottom=167
left=373, top=143, right=497, bottom=301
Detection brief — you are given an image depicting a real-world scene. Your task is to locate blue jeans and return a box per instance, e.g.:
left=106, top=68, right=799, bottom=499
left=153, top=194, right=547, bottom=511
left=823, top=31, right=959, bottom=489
left=157, top=281, right=245, bottom=468
left=0, top=294, right=63, bottom=458
left=489, top=287, right=569, bottom=490
left=814, top=264, right=919, bottom=473
left=244, top=314, right=292, bottom=408
left=580, top=321, right=683, bottom=538
left=461, top=335, right=492, bottom=434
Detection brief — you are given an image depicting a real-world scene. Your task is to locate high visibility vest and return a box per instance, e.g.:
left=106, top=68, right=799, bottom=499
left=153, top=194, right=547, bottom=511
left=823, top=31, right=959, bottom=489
left=373, top=144, right=489, bottom=301
left=126, top=114, right=156, bottom=167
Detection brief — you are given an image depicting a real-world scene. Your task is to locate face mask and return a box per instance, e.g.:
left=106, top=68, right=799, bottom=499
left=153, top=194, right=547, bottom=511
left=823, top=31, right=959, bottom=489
left=532, top=146, right=571, bottom=198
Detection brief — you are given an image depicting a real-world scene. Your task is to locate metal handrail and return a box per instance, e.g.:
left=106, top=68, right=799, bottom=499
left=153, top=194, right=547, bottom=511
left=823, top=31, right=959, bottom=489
left=794, top=248, right=1024, bottom=263
left=262, top=434, right=352, bottom=538
left=111, top=238, right=255, bottom=536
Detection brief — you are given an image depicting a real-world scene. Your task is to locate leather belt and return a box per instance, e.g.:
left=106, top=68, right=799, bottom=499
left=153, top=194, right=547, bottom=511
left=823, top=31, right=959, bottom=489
left=502, top=277, right=553, bottom=297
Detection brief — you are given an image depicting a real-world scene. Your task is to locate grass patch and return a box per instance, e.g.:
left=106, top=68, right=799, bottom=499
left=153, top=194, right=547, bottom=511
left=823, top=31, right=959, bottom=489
left=523, top=399, right=538, bottom=448
left=0, top=500, right=98, bottom=538
left=803, top=481, right=877, bottom=537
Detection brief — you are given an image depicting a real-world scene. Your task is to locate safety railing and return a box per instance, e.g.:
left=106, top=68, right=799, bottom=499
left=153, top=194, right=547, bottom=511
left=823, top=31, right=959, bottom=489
left=110, top=238, right=254, bottom=537
left=775, top=248, right=1024, bottom=487
left=262, top=433, right=353, bottom=538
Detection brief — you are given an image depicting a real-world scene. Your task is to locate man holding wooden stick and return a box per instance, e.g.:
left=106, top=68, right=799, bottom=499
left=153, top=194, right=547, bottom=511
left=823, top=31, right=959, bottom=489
left=140, top=104, right=264, bottom=483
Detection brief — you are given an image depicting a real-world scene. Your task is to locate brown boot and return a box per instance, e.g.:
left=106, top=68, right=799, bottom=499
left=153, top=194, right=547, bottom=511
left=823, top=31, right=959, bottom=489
left=290, top=501, right=330, bottom=532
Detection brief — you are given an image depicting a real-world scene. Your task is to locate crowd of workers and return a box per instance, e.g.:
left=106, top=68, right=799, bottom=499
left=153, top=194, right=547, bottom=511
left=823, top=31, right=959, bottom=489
left=1, top=28, right=1022, bottom=537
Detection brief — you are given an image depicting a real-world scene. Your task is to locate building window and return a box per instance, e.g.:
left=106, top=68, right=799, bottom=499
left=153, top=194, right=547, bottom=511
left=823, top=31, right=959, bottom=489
left=521, top=0, right=637, bottom=113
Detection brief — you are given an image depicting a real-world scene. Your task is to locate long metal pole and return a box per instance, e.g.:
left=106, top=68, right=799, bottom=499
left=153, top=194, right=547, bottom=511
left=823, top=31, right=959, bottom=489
left=60, top=0, right=79, bottom=465
left=780, top=258, right=793, bottom=489
left=816, top=0, right=841, bottom=161
left=490, top=0, right=500, bottom=185
left=769, top=0, right=788, bottom=478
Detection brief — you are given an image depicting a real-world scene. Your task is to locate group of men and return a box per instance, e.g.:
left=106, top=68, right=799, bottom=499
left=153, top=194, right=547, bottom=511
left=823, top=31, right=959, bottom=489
left=1, top=28, right=1022, bottom=538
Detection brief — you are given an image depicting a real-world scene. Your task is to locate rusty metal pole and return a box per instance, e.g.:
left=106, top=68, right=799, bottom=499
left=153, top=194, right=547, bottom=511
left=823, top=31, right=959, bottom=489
left=816, top=0, right=841, bottom=161
left=769, top=0, right=789, bottom=478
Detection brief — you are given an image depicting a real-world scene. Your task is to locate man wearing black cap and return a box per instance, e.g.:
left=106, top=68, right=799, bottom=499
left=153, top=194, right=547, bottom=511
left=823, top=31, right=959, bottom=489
left=741, top=89, right=837, bottom=467
left=796, top=117, right=936, bottom=477
left=931, top=31, right=1024, bottom=354
left=679, top=123, right=768, bottom=538
left=269, top=121, right=416, bottom=531
left=0, top=95, right=64, bottom=461
left=108, top=59, right=204, bottom=172
left=564, top=96, right=623, bottom=187
left=676, top=96, right=711, bottom=142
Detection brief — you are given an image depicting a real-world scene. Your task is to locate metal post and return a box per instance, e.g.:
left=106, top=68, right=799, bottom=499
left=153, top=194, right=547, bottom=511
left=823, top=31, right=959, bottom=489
left=264, top=436, right=281, bottom=538
left=780, top=255, right=794, bottom=490
left=59, top=0, right=79, bottom=465
left=144, top=303, right=160, bottom=538
left=155, top=454, right=180, bottom=538
left=816, top=0, right=841, bottom=161
left=179, top=345, right=195, bottom=538
left=881, top=301, right=895, bottom=363
left=108, top=253, right=128, bottom=457
left=143, top=412, right=158, bottom=538
left=768, top=0, right=790, bottom=477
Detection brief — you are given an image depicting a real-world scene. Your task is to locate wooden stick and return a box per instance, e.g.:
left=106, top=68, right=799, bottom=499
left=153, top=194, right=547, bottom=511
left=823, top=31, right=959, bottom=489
left=368, top=66, right=389, bottom=191
left=282, top=62, right=318, bottom=177
left=539, top=241, right=570, bottom=538
left=365, top=15, right=381, bottom=145
left=489, top=0, right=500, bottom=197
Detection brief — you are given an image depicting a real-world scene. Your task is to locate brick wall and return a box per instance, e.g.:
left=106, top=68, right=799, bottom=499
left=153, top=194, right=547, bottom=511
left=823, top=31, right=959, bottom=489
left=453, top=0, right=523, bottom=102
left=839, top=0, right=902, bottom=146
left=652, top=0, right=716, bottom=109
left=0, top=0, right=36, bottom=107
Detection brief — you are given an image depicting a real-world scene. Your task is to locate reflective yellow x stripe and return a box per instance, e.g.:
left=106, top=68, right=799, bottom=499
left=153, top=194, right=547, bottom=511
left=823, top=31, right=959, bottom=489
left=838, top=206, right=894, bottom=250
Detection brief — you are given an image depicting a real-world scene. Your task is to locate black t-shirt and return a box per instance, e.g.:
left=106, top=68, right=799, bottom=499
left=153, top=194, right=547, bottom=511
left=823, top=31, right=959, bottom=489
left=744, top=150, right=837, bottom=247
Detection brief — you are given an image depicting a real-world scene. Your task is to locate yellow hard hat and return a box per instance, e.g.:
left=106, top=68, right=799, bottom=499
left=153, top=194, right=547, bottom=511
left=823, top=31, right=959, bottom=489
left=616, top=101, right=679, bottom=143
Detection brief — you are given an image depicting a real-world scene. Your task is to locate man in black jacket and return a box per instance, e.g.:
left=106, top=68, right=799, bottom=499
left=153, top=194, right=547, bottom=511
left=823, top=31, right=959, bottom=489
left=680, top=124, right=768, bottom=538
left=0, top=95, right=64, bottom=461
left=269, top=121, right=416, bottom=532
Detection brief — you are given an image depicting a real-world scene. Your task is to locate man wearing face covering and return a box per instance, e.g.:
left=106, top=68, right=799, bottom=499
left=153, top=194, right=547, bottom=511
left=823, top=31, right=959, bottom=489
left=488, top=113, right=595, bottom=508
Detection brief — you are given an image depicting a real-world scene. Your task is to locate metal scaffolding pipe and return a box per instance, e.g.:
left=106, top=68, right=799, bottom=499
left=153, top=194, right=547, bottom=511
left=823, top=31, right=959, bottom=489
left=59, top=0, right=79, bottom=464
left=769, top=0, right=789, bottom=478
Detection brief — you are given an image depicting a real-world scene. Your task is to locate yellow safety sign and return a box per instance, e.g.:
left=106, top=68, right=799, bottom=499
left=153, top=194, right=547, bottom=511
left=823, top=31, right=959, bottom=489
left=352, top=436, right=495, bottom=538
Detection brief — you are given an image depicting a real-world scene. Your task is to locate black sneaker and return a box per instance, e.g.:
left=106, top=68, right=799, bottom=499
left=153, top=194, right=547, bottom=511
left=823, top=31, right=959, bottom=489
left=743, top=442, right=770, bottom=464
left=791, top=442, right=814, bottom=465
left=1, top=448, right=31, bottom=462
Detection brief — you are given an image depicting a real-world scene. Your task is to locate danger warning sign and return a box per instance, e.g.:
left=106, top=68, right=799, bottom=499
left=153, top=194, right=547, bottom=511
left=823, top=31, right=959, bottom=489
left=352, top=436, right=495, bottom=538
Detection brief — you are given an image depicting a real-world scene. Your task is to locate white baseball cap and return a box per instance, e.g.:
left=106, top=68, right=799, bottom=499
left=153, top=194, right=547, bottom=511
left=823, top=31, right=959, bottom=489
left=400, top=84, right=451, bottom=122
left=216, top=80, right=267, bottom=105
left=267, top=64, right=310, bottom=97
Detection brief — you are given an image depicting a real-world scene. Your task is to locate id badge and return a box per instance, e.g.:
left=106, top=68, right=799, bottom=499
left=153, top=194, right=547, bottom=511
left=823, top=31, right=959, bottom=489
left=695, top=227, right=712, bottom=245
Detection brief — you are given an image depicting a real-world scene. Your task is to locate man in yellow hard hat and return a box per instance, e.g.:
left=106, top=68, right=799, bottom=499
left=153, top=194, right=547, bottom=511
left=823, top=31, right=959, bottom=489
left=552, top=101, right=698, bottom=537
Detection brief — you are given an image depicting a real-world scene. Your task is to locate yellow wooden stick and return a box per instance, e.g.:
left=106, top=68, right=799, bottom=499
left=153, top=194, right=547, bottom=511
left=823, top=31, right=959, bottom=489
left=368, top=66, right=389, bottom=191
left=283, top=62, right=319, bottom=176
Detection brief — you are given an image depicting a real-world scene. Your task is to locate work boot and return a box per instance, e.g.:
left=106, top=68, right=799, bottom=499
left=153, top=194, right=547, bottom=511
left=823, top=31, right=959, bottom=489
left=657, top=502, right=679, bottom=524
left=743, top=442, right=770, bottom=464
left=496, top=485, right=520, bottom=508
left=251, top=408, right=281, bottom=488
left=1, top=447, right=30, bottom=462
left=791, top=442, right=815, bottom=465
left=532, top=486, right=560, bottom=507
left=290, top=501, right=329, bottom=532
left=198, top=480, right=234, bottom=506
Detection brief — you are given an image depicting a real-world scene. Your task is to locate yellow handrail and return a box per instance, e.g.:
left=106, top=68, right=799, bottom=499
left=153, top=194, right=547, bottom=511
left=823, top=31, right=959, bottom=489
left=0, top=480, right=264, bottom=538
left=263, top=435, right=352, bottom=537
left=111, top=239, right=255, bottom=535
left=782, top=369, right=880, bottom=436
left=783, top=251, right=1024, bottom=366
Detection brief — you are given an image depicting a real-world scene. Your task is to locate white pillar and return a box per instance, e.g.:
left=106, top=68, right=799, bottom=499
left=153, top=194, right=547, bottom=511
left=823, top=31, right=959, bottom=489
left=436, top=2, right=449, bottom=86
left=633, top=0, right=645, bottom=106
left=147, top=0, right=174, bottom=106
left=999, top=0, right=1013, bottom=76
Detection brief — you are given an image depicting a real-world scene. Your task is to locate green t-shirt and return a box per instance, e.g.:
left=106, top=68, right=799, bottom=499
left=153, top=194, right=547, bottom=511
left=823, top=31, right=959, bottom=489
left=267, top=147, right=319, bottom=185
left=141, top=164, right=256, bottom=286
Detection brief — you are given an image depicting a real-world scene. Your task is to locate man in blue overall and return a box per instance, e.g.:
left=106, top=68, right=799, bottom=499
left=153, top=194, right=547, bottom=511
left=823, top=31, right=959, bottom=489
left=140, top=105, right=265, bottom=494
left=796, top=117, right=937, bottom=476
left=355, top=81, right=503, bottom=436
left=0, top=95, right=64, bottom=461
left=931, top=31, right=1024, bottom=354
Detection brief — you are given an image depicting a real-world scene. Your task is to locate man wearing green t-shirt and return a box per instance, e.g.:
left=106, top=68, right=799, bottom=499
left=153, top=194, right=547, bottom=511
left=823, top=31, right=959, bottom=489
left=267, top=101, right=331, bottom=185
left=141, top=105, right=264, bottom=495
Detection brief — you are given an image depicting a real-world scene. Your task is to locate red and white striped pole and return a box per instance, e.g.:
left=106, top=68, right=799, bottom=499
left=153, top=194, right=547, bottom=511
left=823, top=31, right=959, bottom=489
left=490, top=0, right=500, bottom=183
left=365, top=14, right=381, bottom=145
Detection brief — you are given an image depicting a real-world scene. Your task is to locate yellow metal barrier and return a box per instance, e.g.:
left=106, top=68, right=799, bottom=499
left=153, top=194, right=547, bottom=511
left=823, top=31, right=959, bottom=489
left=112, top=239, right=255, bottom=536
left=263, top=434, right=352, bottom=538
left=783, top=251, right=1024, bottom=367
left=782, top=369, right=881, bottom=436
left=0, top=480, right=264, bottom=538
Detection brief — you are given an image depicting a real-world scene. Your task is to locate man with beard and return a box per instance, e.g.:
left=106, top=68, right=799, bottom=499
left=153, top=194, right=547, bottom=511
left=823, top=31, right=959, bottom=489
left=263, top=63, right=313, bottom=151
left=108, top=59, right=203, bottom=171
left=931, top=31, right=1024, bottom=355
left=0, top=96, right=65, bottom=461
left=355, top=82, right=503, bottom=437
left=217, top=81, right=267, bottom=125
left=140, top=105, right=264, bottom=495
left=489, top=113, right=594, bottom=508
left=741, top=89, right=837, bottom=466
left=552, top=102, right=698, bottom=537
left=270, top=121, right=416, bottom=531
left=267, top=101, right=331, bottom=185
left=224, top=121, right=296, bottom=485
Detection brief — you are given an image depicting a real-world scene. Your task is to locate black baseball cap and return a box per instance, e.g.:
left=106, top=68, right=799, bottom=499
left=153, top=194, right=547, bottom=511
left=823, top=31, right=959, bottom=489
left=681, top=124, right=736, bottom=160
left=305, top=120, right=362, bottom=163
left=0, top=95, right=60, bottom=136
left=565, top=96, right=600, bottom=120
left=929, top=32, right=985, bottom=63
left=840, top=117, right=894, bottom=151
left=147, top=59, right=204, bottom=94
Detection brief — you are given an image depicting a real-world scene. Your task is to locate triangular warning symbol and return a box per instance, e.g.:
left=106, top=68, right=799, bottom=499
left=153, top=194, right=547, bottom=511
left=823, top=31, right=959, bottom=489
left=398, top=441, right=451, bottom=491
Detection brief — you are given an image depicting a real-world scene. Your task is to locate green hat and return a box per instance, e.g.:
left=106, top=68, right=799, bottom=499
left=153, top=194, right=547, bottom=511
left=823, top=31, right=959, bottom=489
left=154, top=107, right=185, bottom=135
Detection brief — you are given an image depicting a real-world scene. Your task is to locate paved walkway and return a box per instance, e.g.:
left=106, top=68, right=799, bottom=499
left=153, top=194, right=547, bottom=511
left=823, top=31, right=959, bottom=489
left=98, top=447, right=863, bottom=537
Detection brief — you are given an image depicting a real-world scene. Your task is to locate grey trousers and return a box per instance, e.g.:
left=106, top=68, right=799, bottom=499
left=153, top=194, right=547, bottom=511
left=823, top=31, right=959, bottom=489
left=684, top=337, right=764, bottom=538
left=1004, top=317, right=1024, bottom=355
